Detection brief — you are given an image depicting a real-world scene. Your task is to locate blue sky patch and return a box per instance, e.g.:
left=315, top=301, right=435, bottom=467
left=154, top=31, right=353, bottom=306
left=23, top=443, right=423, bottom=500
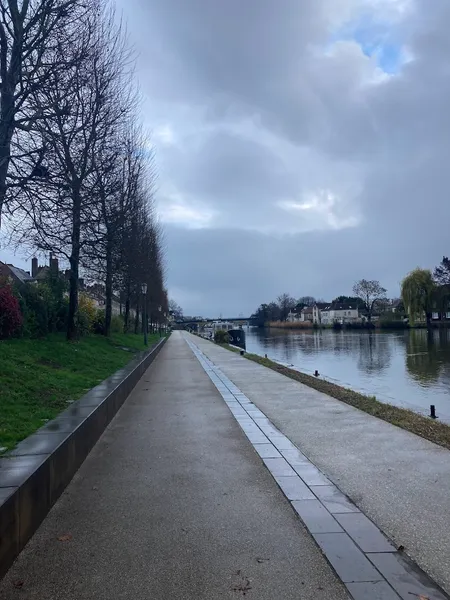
left=331, top=12, right=405, bottom=74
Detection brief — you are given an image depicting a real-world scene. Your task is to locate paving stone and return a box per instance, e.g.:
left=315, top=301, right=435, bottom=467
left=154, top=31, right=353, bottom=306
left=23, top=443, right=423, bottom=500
left=253, top=444, right=281, bottom=459
left=245, top=431, right=269, bottom=444
left=267, top=435, right=296, bottom=451
left=368, top=553, right=448, bottom=600
left=314, top=533, right=381, bottom=583
left=311, top=485, right=360, bottom=514
left=293, top=464, right=331, bottom=486
left=280, top=448, right=311, bottom=465
left=274, top=476, right=315, bottom=500
left=291, top=499, right=343, bottom=534
left=335, top=513, right=395, bottom=553
left=346, top=581, right=401, bottom=600
left=263, top=458, right=297, bottom=477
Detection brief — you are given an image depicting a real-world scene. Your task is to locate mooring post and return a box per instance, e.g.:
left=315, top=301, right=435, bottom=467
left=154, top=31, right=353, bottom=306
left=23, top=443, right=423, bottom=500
left=430, top=405, right=438, bottom=419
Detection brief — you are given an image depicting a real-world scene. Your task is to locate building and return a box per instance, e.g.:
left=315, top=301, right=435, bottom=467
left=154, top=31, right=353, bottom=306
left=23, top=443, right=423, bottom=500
left=320, top=303, right=360, bottom=325
left=0, top=261, right=35, bottom=285
left=312, top=302, right=328, bottom=324
left=430, top=285, right=450, bottom=322
left=300, top=306, right=314, bottom=322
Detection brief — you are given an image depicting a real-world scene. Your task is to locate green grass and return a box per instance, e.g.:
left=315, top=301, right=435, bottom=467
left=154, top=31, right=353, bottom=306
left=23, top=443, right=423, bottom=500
left=0, top=332, right=161, bottom=452
left=221, top=344, right=450, bottom=451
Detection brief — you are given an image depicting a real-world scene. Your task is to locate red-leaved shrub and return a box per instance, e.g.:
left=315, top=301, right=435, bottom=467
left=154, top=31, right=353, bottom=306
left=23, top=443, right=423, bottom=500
left=0, top=282, right=23, bottom=339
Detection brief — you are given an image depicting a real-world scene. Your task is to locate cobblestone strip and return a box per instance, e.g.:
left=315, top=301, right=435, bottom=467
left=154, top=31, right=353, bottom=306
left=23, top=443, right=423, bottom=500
left=185, top=336, right=449, bottom=600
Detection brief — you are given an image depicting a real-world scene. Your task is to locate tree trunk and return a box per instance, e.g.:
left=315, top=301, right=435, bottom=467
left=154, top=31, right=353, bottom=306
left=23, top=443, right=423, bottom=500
left=104, top=244, right=113, bottom=337
left=67, top=254, right=80, bottom=340
left=134, top=300, right=140, bottom=334
left=0, top=90, right=14, bottom=228
left=67, top=189, right=82, bottom=340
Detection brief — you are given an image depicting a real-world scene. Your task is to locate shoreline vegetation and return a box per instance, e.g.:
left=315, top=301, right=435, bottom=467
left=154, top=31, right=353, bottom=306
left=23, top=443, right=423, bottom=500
left=267, top=320, right=435, bottom=331
left=222, top=343, right=450, bottom=451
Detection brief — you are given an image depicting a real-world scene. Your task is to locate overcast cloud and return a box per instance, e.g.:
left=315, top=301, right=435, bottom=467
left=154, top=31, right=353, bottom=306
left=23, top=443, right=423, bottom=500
left=3, top=0, right=449, bottom=317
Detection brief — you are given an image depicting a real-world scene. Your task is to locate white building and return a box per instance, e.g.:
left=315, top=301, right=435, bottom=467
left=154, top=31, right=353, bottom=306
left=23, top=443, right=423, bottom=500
left=320, top=303, right=360, bottom=325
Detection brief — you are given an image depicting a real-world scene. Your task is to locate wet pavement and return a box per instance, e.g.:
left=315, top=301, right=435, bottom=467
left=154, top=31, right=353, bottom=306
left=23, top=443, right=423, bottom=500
left=0, top=332, right=350, bottom=599
left=191, top=333, right=450, bottom=597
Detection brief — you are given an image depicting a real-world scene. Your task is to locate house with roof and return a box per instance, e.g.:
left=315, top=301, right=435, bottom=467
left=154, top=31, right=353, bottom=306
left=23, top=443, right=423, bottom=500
left=0, top=261, right=35, bottom=285
left=320, top=302, right=360, bottom=325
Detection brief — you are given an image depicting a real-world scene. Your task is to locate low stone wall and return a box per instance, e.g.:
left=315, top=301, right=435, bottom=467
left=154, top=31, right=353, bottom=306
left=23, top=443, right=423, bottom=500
left=0, top=337, right=167, bottom=579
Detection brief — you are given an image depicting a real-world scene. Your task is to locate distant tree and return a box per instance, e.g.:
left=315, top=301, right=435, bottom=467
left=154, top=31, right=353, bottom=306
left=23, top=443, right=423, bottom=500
left=332, top=295, right=365, bottom=307
left=297, top=296, right=316, bottom=307
left=401, top=268, right=435, bottom=326
left=433, top=257, right=450, bottom=286
left=169, top=300, right=183, bottom=320
left=277, top=293, right=296, bottom=322
left=352, top=280, right=387, bottom=322
left=267, top=301, right=281, bottom=322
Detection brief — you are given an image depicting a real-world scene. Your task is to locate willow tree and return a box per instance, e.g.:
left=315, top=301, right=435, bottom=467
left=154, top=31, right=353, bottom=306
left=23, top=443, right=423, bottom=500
left=401, top=268, right=435, bottom=326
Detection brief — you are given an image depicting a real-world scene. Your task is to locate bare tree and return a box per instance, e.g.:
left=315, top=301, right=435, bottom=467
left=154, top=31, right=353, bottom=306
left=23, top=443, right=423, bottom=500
left=277, top=293, right=296, bottom=322
left=169, top=299, right=183, bottom=320
left=14, top=1, right=131, bottom=339
left=0, top=0, right=81, bottom=227
left=353, top=279, right=387, bottom=322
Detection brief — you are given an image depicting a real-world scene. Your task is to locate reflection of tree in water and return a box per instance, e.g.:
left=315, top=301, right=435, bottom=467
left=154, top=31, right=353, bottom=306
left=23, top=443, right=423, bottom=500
left=356, top=333, right=392, bottom=375
left=405, top=329, right=447, bottom=385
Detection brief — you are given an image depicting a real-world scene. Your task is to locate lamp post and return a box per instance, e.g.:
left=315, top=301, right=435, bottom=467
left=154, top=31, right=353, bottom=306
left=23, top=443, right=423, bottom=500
left=142, top=283, right=148, bottom=346
left=158, top=305, right=162, bottom=337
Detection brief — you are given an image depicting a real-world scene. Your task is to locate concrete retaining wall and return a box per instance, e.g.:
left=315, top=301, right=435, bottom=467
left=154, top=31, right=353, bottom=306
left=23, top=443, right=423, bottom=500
left=0, top=337, right=166, bottom=578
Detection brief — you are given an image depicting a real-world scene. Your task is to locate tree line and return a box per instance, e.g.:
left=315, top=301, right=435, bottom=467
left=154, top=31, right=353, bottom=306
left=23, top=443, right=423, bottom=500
left=251, top=280, right=389, bottom=327
left=0, top=0, right=166, bottom=340
left=401, top=257, right=450, bottom=326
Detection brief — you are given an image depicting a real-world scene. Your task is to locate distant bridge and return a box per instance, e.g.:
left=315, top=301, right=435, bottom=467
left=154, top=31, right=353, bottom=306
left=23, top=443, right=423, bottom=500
left=174, top=317, right=251, bottom=326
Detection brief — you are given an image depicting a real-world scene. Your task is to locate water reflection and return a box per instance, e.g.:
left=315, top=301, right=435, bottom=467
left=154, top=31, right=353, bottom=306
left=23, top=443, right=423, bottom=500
left=246, top=327, right=450, bottom=420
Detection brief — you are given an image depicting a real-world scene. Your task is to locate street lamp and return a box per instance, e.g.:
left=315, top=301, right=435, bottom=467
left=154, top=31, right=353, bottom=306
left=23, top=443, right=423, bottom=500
left=158, top=305, right=162, bottom=337
left=142, top=283, right=148, bottom=346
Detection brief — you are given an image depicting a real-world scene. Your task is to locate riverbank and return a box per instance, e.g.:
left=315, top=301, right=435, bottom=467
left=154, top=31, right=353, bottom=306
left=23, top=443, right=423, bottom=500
left=225, top=345, right=450, bottom=451
left=0, top=332, right=160, bottom=452
left=268, top=321, right=411, bottom=330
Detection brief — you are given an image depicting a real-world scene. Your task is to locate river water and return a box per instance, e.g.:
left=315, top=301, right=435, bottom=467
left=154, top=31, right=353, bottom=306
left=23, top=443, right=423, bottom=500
left=245, top=327, right=450, bottom=422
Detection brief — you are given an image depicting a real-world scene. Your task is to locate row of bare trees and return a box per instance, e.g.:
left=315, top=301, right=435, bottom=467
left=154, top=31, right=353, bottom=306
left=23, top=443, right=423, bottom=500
left=0, top=0, right=167, bottom=339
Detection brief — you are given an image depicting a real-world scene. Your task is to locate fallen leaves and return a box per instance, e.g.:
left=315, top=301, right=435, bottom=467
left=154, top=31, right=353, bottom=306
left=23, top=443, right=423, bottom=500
left=57, top=533, right=73, bottom=542
left=233, top=571, right=252, bottom=596
left=12, top=580, right=24, bottom=589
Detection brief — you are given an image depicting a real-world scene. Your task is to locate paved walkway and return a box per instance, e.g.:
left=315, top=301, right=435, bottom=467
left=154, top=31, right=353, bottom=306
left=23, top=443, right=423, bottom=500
left=192, top=333, right=450, bottom=596
left=0, top=332, right=349, bottom=599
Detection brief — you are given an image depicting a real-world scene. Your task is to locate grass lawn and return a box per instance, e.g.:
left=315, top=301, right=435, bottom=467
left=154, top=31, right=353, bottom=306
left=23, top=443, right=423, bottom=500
left=0, top=332, right=161, bottom=452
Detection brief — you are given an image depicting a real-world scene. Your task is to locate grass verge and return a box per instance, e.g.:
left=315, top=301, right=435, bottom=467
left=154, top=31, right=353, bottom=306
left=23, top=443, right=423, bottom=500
left=224, top=345, right=450, bottom=451
left=0, top=332, right=162, bottom=452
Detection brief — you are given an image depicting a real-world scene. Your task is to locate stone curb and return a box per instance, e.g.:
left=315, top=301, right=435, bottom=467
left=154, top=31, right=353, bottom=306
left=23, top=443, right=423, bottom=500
left=0, top=336, right=167, bottom=579
left=186, top=335, right=449, bottom=600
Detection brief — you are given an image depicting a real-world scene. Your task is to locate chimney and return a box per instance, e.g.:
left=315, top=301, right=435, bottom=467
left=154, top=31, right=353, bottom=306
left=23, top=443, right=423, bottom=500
left=50, top=256, right=59, bottom=274
left=31, top=257, right=38, bottom=278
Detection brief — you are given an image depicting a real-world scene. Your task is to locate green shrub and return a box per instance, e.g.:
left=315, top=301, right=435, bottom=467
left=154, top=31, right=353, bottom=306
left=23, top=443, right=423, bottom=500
left=92, top=309, right=106, bottom=334
left=111, top=314, right=124, bottom=333
left=93, top=310, right=124, bottom=335
left=18, top=284, right=48, bottom=338
left=0, top=282, right=23, bottom=339
left=75, top=308, right=91, bottom=337
left=214, top=329, right=230, bottom=344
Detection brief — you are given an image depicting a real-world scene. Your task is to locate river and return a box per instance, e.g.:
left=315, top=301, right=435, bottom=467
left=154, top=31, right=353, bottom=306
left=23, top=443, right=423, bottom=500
left=245, top=327, right=450, bottom=422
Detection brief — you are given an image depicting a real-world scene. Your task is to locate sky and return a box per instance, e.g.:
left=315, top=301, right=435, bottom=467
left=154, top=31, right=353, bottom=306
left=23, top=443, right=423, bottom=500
left=2, top=0, right=450, bottom=317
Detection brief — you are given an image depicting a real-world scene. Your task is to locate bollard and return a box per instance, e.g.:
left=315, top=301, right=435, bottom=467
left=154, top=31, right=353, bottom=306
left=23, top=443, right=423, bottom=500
left=430, top=405, right=438, bottom=419
left=240, top=350, right=244, bottom=356
left=265, top=354, right=267, bottom=359
left=314, top=370, right=319, bottom=377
